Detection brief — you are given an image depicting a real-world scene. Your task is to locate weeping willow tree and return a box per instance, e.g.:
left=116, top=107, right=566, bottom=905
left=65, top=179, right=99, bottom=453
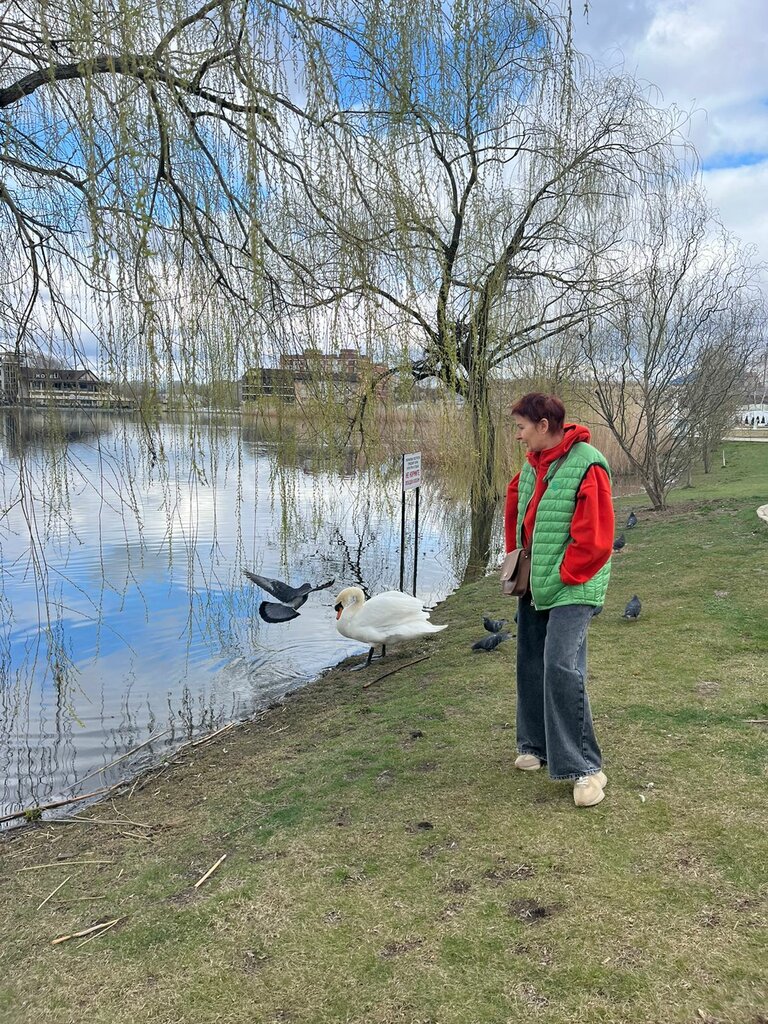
left=1, top=0, right=694, bottom=569
left=0, top=0, right=362, bottom=393
left=273, top=1, right=692, bottom=567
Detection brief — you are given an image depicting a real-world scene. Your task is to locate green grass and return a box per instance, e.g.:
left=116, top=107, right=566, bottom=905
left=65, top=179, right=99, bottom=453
left=651, top=440, right=766, bottom=505
left=1, top=442, right=766, bottom=1024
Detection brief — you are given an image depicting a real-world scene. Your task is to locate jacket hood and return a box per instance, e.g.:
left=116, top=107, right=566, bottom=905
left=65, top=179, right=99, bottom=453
left=526, top=422, right=592, bottom=473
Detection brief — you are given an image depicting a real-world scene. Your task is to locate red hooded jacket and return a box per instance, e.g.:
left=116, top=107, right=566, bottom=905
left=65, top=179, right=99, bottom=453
left=504, top=423, right=614, bottom=586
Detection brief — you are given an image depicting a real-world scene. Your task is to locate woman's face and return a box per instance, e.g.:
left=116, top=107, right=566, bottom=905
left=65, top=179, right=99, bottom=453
left=513, top=414, right=555, bottom=452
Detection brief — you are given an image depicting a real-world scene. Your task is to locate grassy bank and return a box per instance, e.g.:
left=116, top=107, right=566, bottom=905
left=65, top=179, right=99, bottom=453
left=1, top=444, right=766, bottom=1024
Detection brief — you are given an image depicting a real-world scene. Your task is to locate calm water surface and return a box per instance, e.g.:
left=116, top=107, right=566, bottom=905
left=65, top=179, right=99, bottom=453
left=0, top=412, right=476, bottom=820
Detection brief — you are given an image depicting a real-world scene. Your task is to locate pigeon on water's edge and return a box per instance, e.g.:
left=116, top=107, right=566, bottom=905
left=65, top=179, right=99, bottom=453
left=483, top=616, right=508, bottom=634
left=626, top=511, right=638, bottom=529
left=259, top=601, right=301, bottom=623
left=622, top=595, right=642, bottom=620
left=244, top=570, right=335, bottom=609
left=472, top=631, right=511, bottom=652
left=612, top=534, right=626, bottom=552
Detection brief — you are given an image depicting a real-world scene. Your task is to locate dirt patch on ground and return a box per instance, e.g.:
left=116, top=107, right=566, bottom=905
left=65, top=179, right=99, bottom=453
left=379, top=938, right=424, bottom=958
left=508, top=898, right=562, bottom=923
left=483, top=861, right=535, bottom=884
left=694, top=680, right=721, bottom=696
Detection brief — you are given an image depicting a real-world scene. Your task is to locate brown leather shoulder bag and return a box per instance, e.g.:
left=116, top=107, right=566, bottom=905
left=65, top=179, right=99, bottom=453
left=500, top=547, right=531, bottom=598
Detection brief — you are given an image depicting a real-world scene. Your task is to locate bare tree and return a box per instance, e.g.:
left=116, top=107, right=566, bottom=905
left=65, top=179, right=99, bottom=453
left=582, top=180, right=764, bottom=507
left=680, top=298, right=764, bottom=472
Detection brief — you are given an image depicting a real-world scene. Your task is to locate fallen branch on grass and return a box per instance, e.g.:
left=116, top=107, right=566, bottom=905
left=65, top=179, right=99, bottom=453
left=0, top=781, right=126, bottom=825
left=52, top=917, right=123, bottom=945
left=36, top=875, right=72, bottom=911
left=190, top=721, right=236, bottom=747
left=193, top=853, right=227, bottom=889
left=362, top=656, right=431, bottom=689
left=18, top=860, right=114, bottom=872
left=51, top=816, right=153, bottom=829
left=75, top=917, right=123, bottom=948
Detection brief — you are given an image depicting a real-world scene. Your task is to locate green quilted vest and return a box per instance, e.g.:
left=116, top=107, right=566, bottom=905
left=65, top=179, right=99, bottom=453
left=515, top=441, right=612, bottom=610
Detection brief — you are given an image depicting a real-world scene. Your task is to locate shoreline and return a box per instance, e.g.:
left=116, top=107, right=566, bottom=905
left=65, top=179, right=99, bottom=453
left=5, top=479, right=765, bottom=834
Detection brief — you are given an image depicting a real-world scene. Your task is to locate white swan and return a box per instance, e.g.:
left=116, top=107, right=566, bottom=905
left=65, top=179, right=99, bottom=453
left=333, top=586, right=447, bottom=667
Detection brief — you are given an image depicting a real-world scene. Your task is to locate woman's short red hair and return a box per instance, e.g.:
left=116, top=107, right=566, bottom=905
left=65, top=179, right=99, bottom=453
left=510, top=393, right=566, bottom=431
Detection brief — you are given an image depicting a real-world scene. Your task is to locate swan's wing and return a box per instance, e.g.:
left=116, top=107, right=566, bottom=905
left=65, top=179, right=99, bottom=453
left=357, top=590, right=428, bottom=624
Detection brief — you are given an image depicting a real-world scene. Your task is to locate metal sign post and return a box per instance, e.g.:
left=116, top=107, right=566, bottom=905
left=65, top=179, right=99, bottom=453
left=400, top=453, right=422, bottom=595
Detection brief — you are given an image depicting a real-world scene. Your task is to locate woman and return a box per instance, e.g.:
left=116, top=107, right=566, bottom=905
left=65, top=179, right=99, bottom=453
left=504, top=393, right=614, bottom=807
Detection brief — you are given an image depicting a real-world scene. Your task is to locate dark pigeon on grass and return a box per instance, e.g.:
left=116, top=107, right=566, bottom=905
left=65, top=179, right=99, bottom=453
left=626, top=511, right=638, bottom=529
left=244, top=570, right=335, bottom=609
left=483, top=616, right=508, bottom=634
left=612, top=534, right=626, bottom=552
left=472, top=631, right=511, bottom=652
left=622, top=595, right=642, bottom=621
left=259, top=601, right=301, bottom=624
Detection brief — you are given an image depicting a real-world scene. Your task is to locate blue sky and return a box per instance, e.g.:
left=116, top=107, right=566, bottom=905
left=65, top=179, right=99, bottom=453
left=572, top=0, right=768, bottom=262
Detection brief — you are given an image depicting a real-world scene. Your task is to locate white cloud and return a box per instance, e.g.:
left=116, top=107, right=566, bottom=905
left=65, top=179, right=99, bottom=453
left=703, top=160, right=768, bottom=256
left=573, top=0, right=768, bottom=259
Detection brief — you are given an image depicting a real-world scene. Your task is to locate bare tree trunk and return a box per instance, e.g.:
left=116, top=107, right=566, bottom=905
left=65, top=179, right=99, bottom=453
left=463, top=499, right=496, bottom=583
left=463, top=371, right=499, bottom=580
left=645, top=453, right=667, bottom=509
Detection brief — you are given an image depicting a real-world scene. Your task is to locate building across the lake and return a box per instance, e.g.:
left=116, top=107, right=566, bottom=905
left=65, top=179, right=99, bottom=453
left=0, top=352, right=114, bottom=408
left=240, top=347, right=391, bottom=405
left=735, top=403, right=768, bottom=427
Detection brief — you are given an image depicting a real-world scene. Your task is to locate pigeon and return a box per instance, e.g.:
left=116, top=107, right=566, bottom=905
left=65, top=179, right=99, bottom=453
left=483, top=616, right=508, bottom=634
left=612, top=534, right=626, bottom=552
left=622, top=595, right=642, bottom=620
left=259, top=601, right=301, bottom=624
left=472, top=631, right=511, bottom=652
left=244, top=570, right=335, bottom=609
left=626, top=511, right=638, bottom=529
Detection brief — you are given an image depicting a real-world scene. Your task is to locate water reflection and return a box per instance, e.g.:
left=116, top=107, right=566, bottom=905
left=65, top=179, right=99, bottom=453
left=0, top=411, right=478, bottom=820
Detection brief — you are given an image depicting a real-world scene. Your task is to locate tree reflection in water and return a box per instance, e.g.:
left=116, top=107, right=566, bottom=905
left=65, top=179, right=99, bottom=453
left=0, top=410, right=498, bottom=820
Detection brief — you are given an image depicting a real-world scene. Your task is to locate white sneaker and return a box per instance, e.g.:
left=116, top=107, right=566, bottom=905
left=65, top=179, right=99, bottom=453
left=573, top=771, right=607, bottom=807
left=515, top=753, right=543, bottom=771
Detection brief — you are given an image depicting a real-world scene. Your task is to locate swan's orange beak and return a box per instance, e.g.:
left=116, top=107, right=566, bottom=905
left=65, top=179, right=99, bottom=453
left=334, top=602, right=343, bottom=620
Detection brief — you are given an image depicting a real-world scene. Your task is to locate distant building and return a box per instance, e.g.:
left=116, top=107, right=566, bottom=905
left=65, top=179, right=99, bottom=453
left=0, top=352, right=114, bottom=407
left=240, top=347, right=391, bottom=405
left=736, top=403, right=768, bottom=427
left=0, top=352, right=22, bottom=406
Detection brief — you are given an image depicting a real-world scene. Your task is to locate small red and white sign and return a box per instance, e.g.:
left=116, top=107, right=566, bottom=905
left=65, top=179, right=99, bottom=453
left=402, top=452, right=422, bottom=491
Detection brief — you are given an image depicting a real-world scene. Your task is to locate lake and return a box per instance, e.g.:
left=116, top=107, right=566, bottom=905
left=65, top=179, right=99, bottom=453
left=0, top=411, right=481, bottom=822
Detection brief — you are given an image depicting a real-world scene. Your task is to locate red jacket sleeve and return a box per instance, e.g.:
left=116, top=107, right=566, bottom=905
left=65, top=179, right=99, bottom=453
left=504, top=473, right=520, bottom=553
left=560, top=465, right=614, bottom=585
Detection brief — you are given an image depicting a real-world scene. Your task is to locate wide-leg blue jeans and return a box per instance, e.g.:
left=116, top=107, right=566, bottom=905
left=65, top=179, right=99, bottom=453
left=515, top=595, right=602, bottom=780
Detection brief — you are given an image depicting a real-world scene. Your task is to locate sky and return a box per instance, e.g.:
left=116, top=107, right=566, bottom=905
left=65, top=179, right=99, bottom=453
left=571, top=0, right=768, bottom=264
